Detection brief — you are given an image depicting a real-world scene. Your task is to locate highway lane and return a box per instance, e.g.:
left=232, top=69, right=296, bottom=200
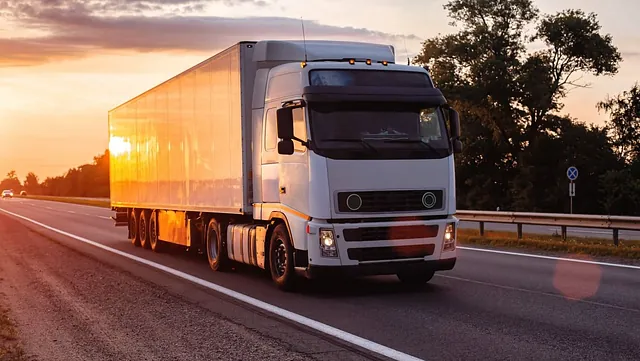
left=2, top=198, right=640, bottom=360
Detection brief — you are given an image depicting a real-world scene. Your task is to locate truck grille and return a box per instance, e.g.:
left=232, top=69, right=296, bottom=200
left=343, top=225, right=439, bottom=242
left=337, top=189, right=444, bottom=213
left=347, top=244, right=435, bottom=262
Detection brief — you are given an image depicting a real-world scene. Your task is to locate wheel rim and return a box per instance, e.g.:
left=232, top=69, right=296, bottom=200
left=272, top=239, right=287, bottom=277
left=209, top=229, right=218, bottom=260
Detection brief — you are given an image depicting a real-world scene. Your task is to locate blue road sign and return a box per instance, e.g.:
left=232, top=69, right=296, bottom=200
left=567, top=166, right=578, bottom=181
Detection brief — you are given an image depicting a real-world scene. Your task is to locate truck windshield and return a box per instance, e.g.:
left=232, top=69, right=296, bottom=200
left=308, top=102, right=450, bottom=159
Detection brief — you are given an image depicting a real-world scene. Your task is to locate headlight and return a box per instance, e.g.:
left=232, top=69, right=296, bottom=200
left=319, top=229, right=338, bottom=257
left=443, top=223, right=456, bottom=251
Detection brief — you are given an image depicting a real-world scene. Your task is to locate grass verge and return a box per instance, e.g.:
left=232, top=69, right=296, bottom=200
left=0, top=302, right=27, bottom=361
left=18, top=195, right=110, bottom=208
left=458, top=229, right=640, bottom=260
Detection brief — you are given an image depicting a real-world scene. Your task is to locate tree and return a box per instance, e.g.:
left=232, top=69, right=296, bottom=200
left=413, top=0, right=622, bottom=212
left=24, top=172, right=41, bottom=195
left=0, top=170, right=21, bottom=191
left=596, top=82, right=640, bottom=162
left=599, top=169, right=640, bottom=216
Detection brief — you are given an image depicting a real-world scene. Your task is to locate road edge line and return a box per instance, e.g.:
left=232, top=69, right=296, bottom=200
left=458, top=246, right=640, bottom=270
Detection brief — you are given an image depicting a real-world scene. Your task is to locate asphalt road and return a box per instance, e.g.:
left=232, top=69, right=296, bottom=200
left=1, top=197, right=640, bottom=361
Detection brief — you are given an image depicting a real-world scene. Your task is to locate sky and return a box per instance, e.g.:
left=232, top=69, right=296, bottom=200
left=0, top=0, right=639, bottom=180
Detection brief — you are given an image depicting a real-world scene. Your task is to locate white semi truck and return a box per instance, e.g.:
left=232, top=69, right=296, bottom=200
left=108, top=40, right=462, bottom=291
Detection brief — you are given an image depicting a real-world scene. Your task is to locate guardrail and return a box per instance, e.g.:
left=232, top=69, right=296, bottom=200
left=455, top=210, right=640, bottom=246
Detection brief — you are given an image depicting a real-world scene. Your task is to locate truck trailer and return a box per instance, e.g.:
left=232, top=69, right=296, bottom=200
left=108, top=40, right=462, bottom=291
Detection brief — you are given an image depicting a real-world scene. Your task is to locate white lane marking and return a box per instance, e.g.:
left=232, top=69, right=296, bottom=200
left=437, top=274, right=639, bottom=313
left=98, top=216, right=111, bottom=220
left=458, top=246, right=640, bottom=270
left=23, top=198, right=110, bottom=211
left=67, top=211, right=76, bottom=214
left=0, top=208, right=422, bottom=361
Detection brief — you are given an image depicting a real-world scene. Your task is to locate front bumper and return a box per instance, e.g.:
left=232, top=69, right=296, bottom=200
left=303, top=216, right=458, bottom=278
left=298, top=258, right=456, bottom=279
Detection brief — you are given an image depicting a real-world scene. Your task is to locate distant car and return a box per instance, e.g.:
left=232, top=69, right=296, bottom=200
left=2, top=190, right=13, bottom=198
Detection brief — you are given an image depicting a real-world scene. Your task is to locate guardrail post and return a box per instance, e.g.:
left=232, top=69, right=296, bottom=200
left=613, top=229, right=619, bottom=247
left=479, top=222, right=485, bottom=236
left=517, top=224, right=523, bottom=240
left=561, top=226, right=567, bottom=240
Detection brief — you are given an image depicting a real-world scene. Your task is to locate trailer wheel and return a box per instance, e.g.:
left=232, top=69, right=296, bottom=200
left=206, top=219, right=229, bottom=272
left=268, top=224, right=296, bottom=291
left=149, top=211, right=164, bottom=253
left=130, top=209, right=140, bottom=247
left=139, top=210, right=151, bottom=249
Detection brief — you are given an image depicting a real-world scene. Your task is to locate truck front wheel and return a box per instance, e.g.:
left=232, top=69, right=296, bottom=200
left=268, top=224, right=296, bottom=291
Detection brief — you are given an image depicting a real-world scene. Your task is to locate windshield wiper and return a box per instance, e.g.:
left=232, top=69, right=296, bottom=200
left=383, top=138, right=440, bottom=153
left=321, top=138, right=379, bottom=153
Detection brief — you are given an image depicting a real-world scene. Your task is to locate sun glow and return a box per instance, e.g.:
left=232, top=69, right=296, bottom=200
left=109, top=136, right=131, bottom=156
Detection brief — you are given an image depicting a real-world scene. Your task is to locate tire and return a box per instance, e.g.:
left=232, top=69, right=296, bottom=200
left=139, top=210, right=151, bottom=249
left=206, top=219, right=229, bottom=272
left=268, top=224, right=296, bottom=291
left=130, top=209, right=140, bottom=247
left=149, top=211, right=164, bottom=253
left=396, top=270, right=435, bottom=285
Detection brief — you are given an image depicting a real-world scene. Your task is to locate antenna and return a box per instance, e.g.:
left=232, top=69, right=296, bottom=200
left=300, top=17, right=308, bottom=62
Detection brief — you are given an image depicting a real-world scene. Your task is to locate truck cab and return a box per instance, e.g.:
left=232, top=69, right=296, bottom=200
left=250, top=41, right=461, bottom=287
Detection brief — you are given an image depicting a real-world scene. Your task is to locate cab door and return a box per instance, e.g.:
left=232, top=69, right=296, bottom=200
left=261, top=107, right=280, bottom=203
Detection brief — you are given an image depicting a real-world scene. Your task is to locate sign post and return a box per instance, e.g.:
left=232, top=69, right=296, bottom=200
left=566, top=166, right=578, bottom=214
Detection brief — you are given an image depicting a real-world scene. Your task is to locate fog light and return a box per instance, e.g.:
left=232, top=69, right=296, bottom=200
left=320, top=229, right=338, bottom=257
left=443, top=223, right=456, bottom=251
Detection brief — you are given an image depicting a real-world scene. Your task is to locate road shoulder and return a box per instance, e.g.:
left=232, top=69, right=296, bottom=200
left=0, top=294, right=28, bottom=361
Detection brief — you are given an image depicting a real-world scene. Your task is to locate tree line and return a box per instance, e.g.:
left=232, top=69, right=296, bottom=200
left=2, top=0, right=639, bottom=215
left=1, top=151, right=110, bottom=198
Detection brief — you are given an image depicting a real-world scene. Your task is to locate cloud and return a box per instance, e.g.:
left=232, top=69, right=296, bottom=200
left=0, top=0, right=418, bottom=67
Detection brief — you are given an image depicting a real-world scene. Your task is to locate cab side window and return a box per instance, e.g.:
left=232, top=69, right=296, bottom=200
left=292, top=108, right=307, bottom=153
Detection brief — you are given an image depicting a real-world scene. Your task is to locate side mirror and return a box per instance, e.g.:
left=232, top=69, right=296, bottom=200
left=453, top=139, right=463, bottom=153
left=277, top=139, right=294, bottom=155
left=276, top=107, right=294, bottom=140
